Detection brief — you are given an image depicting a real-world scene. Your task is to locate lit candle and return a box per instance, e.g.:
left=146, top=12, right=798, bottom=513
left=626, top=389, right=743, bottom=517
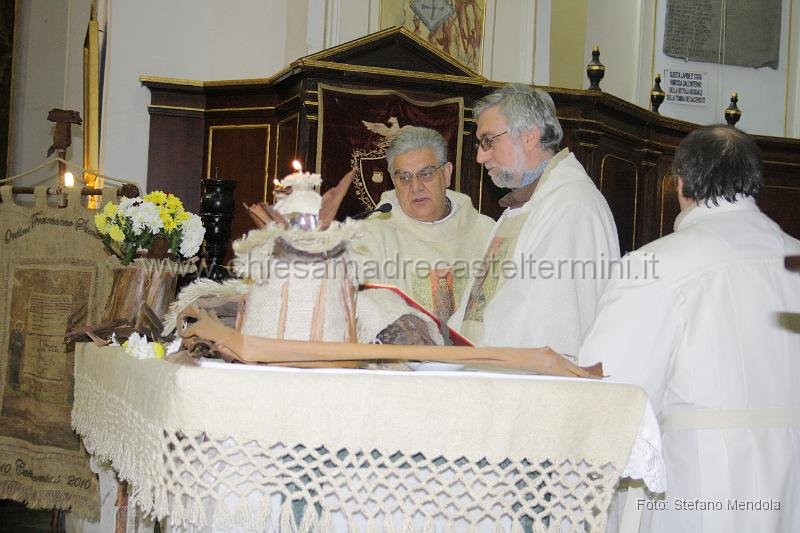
left=63, top=171, right=75, bottom=187
left=274, top=160, right=322, bottom=228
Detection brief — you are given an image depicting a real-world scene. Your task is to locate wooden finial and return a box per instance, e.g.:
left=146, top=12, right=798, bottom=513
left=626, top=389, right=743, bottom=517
left=46, top=109, right=82, bottom=158
left=650, top=74, right=665, bottom=114
left=586, top=45, right=605, bottom=91
left=724, top=92, right=741, bottom=127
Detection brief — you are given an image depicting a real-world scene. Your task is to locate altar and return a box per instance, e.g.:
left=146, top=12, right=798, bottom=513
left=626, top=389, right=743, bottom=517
left=71, top=343, right=664, bottom=532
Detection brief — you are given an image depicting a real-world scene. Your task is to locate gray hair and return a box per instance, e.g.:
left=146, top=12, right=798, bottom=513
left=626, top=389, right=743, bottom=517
left=386, top=126, right=448, bottom=173
left=474, top=84, right=563, bottom=152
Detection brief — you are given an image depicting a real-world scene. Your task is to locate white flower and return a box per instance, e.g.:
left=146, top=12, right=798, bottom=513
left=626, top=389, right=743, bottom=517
left=116, top=197, right=163, bottom=236
left=165, top=338, right=183, bottom=355
left=129, top=202, right=163, bottom=236
left=122, top=332, right=165, bottom=359
left=123, top=332, right=149, bottom=358
left=117, top=196, right=140, bottom=214
left=179, top=213, right=204, bottom=258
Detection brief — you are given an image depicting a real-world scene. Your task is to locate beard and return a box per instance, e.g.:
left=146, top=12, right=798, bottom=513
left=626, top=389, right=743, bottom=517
left=489, top=167, right=519, bottom=189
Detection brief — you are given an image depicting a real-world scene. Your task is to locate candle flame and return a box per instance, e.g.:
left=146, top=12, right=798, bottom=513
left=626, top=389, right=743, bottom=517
left=291, top=160, right=302, bottom=172
left=64, top=171, right=75, bottom=187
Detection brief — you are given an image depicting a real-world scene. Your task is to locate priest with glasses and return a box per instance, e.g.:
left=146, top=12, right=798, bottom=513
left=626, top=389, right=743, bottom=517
left=353, top=126, right=493, bottom=334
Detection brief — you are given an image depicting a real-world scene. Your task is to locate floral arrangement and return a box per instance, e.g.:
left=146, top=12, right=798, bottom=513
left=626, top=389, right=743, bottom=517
left=94, top=191, right=205, bottom=265
left=112, top=332, right=181, bottom=359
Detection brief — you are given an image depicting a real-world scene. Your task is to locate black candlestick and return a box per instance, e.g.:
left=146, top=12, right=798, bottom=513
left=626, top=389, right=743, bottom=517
left=200, top=178, right=236, bottom=280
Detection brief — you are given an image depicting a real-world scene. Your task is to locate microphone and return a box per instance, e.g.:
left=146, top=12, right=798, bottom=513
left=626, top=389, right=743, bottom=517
left=351, top=203, right=392, bottom=219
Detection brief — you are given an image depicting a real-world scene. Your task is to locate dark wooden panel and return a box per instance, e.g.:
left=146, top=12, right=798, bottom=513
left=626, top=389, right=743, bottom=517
left=632, top=148, right=663, bottom=248
left=758, top=165, right=800, bottom=237
left=275, top=113, right=300, bottom=179
left=759, top=186, right=800, bottom=235
left=146, top=111, right=205, bottom=213
left=207, top=125, right=270, bottom=257
left=599, top=154, right=638, bottom=255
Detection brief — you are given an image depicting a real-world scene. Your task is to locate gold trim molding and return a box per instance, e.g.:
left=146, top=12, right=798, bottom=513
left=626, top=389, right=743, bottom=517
left=299, top=59, right=488, bottom=86
left=148, top=104, right=205, bottom=113
left=140, top=75, right=271, bottom=87
left=206, top=106, right=275, bottom=113
left=149, top=104, right=276, bottom=114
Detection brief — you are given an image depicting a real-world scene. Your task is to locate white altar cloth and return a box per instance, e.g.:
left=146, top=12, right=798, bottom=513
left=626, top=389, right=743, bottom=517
left=71, top=343, right=664, bottom=532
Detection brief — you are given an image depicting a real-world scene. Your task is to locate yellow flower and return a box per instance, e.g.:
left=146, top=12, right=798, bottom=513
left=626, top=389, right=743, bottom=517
left=108, top=225, right=125, bottom=242
left=144, top=191, right=167, bottom=205
left=176, top=211, right=190, bottom=222
left=94, top=213, right=108, bottom=232
left=102, top=202, right=117, bottom=216
left=159, top=207, right=179, bottom=232
left=149, top=342, right=166, bottom=359
left=165, top=194, right=183, bottom=211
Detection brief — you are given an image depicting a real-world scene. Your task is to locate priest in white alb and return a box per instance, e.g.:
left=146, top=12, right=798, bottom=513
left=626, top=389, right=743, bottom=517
left=579, top=125, right=800, bottom=533
left=449, top=84, right=620, bottom=355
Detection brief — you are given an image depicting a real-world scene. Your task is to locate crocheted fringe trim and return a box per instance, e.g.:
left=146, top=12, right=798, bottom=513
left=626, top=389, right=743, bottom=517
left=189, top=499, right=539, bottom=533
left=72, top=376, right=613, bottom=532
left=72, top=376, right=166, bottom=520
left=0, top=480, right=100, bottom=521
left=73, top=378, right=557, bottom=533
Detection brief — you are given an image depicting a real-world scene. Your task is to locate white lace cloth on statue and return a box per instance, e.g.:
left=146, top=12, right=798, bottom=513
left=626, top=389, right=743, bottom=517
left=71, top=344, right=665, bottom=533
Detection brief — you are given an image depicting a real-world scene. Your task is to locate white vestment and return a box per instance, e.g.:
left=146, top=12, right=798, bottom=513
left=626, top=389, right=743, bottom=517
left=450, top=149, right=620, bottom=354
left=352, top=188, right=494, bottom=318
left=579, top=196, right=800, bottom=533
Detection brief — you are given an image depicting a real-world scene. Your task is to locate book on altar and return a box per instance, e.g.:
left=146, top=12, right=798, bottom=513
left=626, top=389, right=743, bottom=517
left=361, top=282, right=474, bottom=346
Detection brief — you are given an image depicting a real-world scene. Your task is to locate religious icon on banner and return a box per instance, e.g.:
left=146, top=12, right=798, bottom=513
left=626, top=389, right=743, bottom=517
left=398, top=0, right=486, bottom=73
left=430, top=267, right=456, bottom=320
left=2, top=265, right=92, bottom=450
left=411, top=0, right=454, bottom=32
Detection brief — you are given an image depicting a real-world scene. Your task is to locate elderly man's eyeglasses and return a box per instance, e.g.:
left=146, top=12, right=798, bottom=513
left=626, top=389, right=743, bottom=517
left=475, top=130, right=508, bottom=152
left=393, top=163, right=445, bottom=185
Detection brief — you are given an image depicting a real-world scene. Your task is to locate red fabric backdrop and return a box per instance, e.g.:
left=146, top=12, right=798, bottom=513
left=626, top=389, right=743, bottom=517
left=317, top=84, right=463, bottom=216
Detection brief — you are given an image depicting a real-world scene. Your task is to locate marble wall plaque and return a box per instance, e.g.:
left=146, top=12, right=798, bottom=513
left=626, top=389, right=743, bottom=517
left=664, top=0, right=781, bottom=70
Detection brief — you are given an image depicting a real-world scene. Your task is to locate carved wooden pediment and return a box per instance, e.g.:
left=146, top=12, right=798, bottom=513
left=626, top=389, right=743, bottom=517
left=286, top=27, right=485, bottom=81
